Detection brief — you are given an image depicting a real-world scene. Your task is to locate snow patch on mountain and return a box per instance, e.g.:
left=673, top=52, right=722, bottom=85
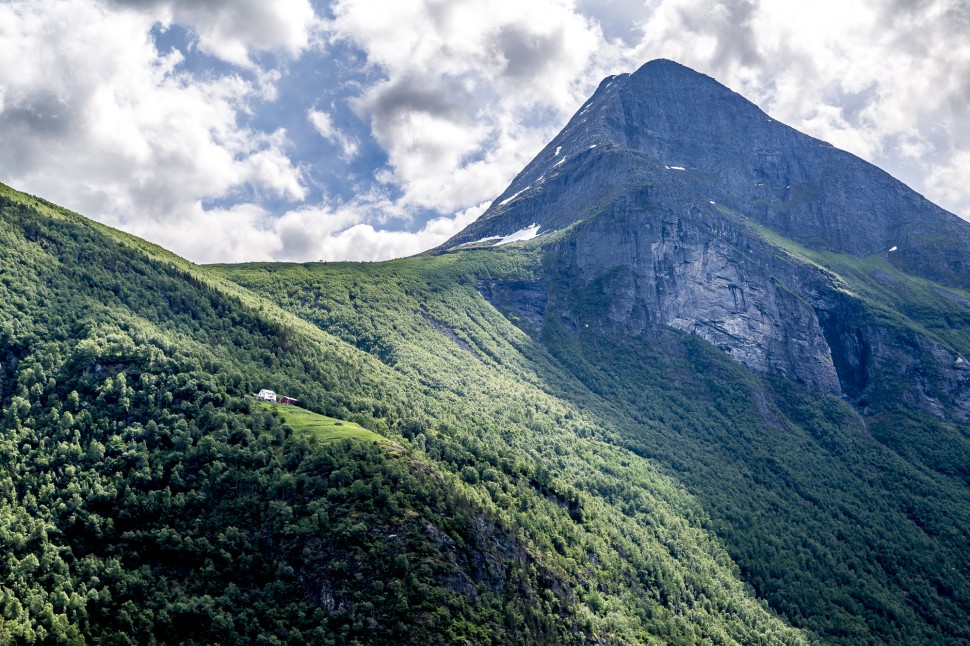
left=494, top=224, right=542, bottom=246
left=498, top=188, right=527, bottom=206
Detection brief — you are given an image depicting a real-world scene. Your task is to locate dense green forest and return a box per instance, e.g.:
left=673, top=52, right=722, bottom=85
left=0, top=183, right=811, bottom=643
left=219, top=229, right=970, bottom=643
left=2, top=178, right=969, bottom=644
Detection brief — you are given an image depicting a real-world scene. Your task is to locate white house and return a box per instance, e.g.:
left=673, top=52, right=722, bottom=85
left=256, top=389, right=277, bottom=402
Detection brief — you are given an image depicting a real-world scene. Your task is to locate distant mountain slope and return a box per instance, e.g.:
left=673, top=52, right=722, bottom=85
left=440, top=59, right=970, bottom=418
left=415, top=59, right=970, bottom=642
left=0, top=182, right=807, bottom=643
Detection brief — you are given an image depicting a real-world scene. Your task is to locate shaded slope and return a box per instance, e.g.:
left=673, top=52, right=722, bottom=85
left=529, top=272, right=970, bottom=644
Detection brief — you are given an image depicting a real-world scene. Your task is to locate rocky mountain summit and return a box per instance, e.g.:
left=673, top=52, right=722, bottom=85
left=442, top=59, right=970, bottom=422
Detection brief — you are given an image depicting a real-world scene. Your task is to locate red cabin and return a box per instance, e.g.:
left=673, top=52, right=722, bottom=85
left=279, top=396, right=299, bottom=405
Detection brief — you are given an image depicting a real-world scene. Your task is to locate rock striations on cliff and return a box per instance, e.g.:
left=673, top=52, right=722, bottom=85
left=441, top=59, right=970, bottom=422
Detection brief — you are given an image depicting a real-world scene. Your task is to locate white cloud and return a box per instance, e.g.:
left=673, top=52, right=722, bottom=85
left=0, top=0, right=305, bottom=247
left=925, top=151, right=970, bottom=217
left=264, top=197, right=487, bottom=263
left=109, top=0, right=319, bottom=68
left=308, top=108, right=359, bottom=158
left=330, top=0, right=608, bottom=213
left=125, top=197, right=489, bottom=264
left=129, top=202, right=278, bottom=263
left=307, top=202, right=488, bottom=262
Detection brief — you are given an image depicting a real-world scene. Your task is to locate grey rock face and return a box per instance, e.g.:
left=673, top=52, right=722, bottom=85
left=822, top=319, right=970, bottom=424
left=545, top=196, right=843, bottom=394
left=444, top=60, right=968, bottom=286
left=451, top=59, right=970, bottom=420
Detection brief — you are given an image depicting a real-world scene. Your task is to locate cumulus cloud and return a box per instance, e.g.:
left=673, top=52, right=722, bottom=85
left=2, top=0, right=968, bottom=266
left=108, top=0, right=318, bottom=67
left=127, top=198, right=488, bottom=264
left=495, top=24, right=568, bottom=79
left=0, top=0, right=306, bottom=255
left=130, top=202, right=278, bottom=263
left=306, top=202, right=488, bottom=262
left=0, top=0, right=508, bottom=262
left=330, top=0, right=606, bottom=214
left=925, top=151, right=970, bottom=216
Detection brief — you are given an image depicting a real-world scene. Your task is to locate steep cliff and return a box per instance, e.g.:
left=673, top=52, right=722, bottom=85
left=442, top=59, right=970, bottom=422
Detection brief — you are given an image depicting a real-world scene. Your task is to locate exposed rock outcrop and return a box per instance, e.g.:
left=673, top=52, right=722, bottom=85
left=450, top=59, right=970, bottom=422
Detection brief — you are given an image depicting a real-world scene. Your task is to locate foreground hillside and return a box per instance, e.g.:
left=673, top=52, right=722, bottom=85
left=219, top=231, right=970, bottom=644
left=0, top=183, right=809, bottom=643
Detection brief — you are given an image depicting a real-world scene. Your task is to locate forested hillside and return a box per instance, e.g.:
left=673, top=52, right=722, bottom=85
left=220, top=222, right=970, bottom=644
left=0, top=182, right=810, bottom=643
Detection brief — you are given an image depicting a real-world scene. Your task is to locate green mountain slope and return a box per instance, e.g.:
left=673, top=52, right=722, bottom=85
left=5, top=57, right=966, bottom=646
left=212, top=253, right=812, bottom=645
left=0, top=182, right=810, bottom=643
left=218, top=225, right=970, bottom=644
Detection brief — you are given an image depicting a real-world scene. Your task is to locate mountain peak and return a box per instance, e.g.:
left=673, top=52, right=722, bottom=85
left=625, top=58, right=756, bottom=116
left=631, top=57, right=712, bottom=80
left=438, top=59, right=772, bottom=251
left=440, top=59, right=968, bottom=286
left=586, top=58, right=707, bottom=94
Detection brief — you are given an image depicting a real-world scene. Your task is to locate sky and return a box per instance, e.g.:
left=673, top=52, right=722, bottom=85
left=1, top=0, right=968, bottom=264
